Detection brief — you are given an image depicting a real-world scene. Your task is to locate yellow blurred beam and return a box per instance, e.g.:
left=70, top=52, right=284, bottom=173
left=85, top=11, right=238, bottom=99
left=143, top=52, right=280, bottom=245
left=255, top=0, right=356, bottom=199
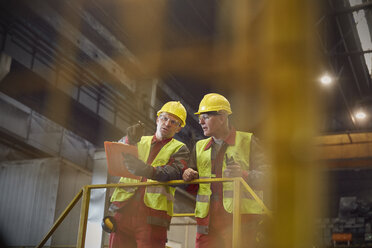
left=262, top=0, right=320, bottom=247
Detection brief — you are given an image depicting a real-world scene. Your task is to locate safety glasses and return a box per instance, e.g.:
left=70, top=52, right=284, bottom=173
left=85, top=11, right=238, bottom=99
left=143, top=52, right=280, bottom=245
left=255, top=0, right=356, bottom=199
left=159, top=115, right=181, bottom=127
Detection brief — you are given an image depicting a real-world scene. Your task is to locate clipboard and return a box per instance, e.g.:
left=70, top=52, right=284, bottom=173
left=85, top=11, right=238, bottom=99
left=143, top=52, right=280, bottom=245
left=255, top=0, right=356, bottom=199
left=104, top=141, right=141, bottom=179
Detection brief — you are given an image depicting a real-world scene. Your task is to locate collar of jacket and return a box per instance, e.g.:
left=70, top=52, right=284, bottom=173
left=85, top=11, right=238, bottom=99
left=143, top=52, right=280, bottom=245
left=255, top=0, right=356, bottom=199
left=204, top=127, right=236, bottom=151
left=151, top=134, right=173, bottom=145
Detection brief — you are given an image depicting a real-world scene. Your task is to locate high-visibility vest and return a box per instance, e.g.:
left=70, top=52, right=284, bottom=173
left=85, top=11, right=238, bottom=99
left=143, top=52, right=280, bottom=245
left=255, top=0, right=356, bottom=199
left=195, top=131, right=264, bottom=218
left=110, top=136, right=185, bottom=216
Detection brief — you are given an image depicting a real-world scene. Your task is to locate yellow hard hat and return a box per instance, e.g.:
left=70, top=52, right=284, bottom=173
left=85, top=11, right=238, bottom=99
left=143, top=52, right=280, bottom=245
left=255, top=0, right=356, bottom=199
left=195, top=93, right=232, bottom=115
left=157, top=101, right=187, bottom=127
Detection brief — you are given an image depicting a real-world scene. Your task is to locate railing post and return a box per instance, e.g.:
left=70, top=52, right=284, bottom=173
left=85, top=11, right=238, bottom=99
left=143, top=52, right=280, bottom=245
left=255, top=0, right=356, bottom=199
left=77, top=186, right=91, bottom=248
left=232, top=178, right=241, bottom=248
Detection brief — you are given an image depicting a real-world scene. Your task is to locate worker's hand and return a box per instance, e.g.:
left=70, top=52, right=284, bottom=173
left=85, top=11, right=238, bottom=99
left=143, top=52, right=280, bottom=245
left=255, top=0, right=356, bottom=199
left=127, top=121, right=144, bottom=145
left=223, top=164, right=242, bottom=178
left=183, top=168, right=199, bottom=181
left=124, top=154, right=154, bottom=178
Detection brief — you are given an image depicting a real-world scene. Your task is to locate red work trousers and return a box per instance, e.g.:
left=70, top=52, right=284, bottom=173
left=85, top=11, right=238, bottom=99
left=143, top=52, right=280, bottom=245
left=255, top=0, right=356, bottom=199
left=109, top=199, right=168, bottom=248
left=196, top=200, right=261, bottom=248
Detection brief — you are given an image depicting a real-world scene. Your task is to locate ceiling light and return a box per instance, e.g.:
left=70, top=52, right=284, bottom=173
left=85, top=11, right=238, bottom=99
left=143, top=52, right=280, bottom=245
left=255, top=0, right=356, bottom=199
left=320, top=74, right=332, bottom=85
left=355, top=111, right=367, bottom=120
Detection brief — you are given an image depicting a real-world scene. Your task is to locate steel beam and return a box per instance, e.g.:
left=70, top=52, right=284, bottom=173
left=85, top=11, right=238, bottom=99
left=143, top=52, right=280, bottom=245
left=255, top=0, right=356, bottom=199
left=317, top=132, right=372, bottom=164
left=0, top=52, right=11, bottom=82
left=0, top=91, right=94, bottom=171
left=332, top=2, right=372, bottom=16
left=329, top=0, right=371, bottom=95
left=24, top=1, right=135, bottom=92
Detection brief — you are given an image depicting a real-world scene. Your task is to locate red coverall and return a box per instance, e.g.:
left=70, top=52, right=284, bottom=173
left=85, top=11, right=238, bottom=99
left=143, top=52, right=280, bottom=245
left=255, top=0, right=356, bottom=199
left=109, top=135, right=189, bottom=248
left=188, top=128, right=267, bottom=248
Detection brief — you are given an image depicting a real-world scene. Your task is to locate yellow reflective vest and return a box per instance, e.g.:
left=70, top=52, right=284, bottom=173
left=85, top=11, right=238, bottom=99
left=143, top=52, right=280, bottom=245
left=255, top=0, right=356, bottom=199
left=195, top=131, right=264, bottom=218
left=110, top=136, right=185, bottom=216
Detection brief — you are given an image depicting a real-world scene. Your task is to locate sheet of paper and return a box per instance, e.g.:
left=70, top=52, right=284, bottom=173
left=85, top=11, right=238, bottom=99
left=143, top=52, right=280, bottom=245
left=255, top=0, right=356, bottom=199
left=104, top=141, right=140, bottom=179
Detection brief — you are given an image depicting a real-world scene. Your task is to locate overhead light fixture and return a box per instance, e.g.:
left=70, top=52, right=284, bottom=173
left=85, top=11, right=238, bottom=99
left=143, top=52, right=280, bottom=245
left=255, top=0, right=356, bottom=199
left=353, top=97, right=372, bottom=123
left=320, top=74, right=332, bottom=85
left=355, top=111, right=367, bottom=120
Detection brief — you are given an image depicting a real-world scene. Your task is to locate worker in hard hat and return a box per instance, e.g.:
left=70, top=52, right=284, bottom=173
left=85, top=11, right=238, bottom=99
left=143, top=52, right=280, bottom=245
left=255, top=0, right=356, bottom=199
left=109, top=101, right=190, bottom=248
left=183, top=93, right=268, bottom=248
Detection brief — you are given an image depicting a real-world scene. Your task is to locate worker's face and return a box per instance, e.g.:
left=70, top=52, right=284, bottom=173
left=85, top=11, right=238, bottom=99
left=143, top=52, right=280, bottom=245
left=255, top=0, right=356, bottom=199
left=156, top=113, right=182, bottom=140
left=198, top=112, right=225, bottom=137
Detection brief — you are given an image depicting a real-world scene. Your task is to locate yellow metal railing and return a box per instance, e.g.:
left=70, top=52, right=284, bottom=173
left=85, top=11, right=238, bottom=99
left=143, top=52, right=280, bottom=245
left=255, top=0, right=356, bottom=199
left=36, top=178, right=271, bottom=248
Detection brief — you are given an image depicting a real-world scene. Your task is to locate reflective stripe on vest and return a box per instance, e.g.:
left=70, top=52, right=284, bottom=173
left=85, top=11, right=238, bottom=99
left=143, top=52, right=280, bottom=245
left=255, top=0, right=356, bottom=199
left=110, top=136, right=185, bottom=216
left=146, top=185, right=175, bottom=202
left=194, top=132, right=264, bottom=218
left=147, top=216, right=170, bottom=228
left=196, top=194, right=210, bottom=203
